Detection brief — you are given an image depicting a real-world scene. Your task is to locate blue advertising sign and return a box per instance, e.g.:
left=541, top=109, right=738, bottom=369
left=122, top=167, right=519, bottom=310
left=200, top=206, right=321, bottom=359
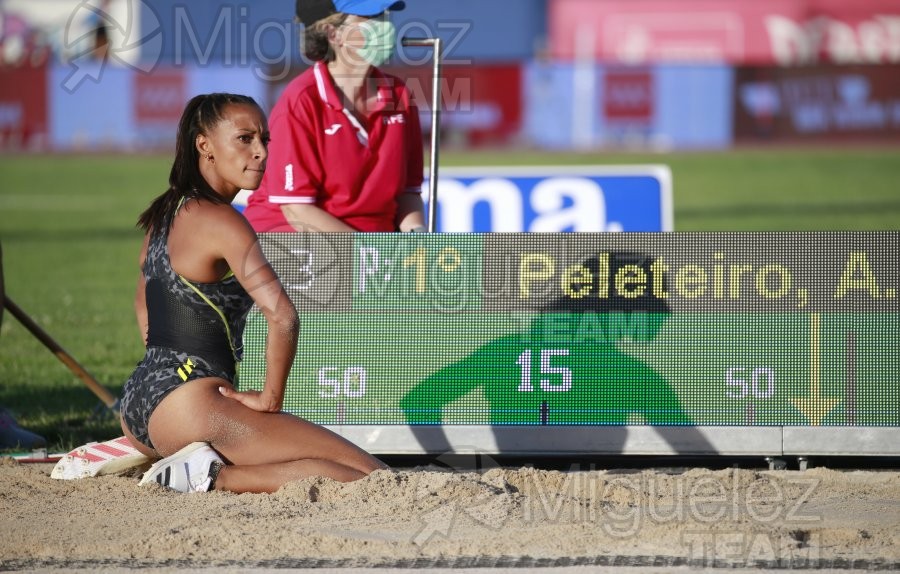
left=427, top=165, right=672, bottom=232
left=234, top=165, right=673, bottom=233
left=523, top=62, right=734, bottom=150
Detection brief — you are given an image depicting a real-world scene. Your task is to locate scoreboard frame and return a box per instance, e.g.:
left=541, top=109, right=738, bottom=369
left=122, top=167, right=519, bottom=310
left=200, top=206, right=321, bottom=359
left=239, top=231, right=900, bottom=458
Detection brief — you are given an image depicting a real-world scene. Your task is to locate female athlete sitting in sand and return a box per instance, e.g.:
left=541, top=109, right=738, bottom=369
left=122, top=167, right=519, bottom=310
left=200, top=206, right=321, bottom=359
left=119, top=92, right=387, bottom=493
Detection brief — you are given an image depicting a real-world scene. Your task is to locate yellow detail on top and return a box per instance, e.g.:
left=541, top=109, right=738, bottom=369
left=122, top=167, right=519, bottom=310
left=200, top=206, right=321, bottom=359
left=177, top=275, right=237, bottom=361
left=177, top=358, right=194, bottom=382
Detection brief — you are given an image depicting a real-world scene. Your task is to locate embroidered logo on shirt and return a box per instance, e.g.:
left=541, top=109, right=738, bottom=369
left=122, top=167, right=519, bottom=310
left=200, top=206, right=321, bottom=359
left=324, top=124, right=342, bottom=135
left=384, top=114, right=405, bottom=125
left=177, top=358, right=195, bottom=382
left=285, top=164, right=294, bottom=191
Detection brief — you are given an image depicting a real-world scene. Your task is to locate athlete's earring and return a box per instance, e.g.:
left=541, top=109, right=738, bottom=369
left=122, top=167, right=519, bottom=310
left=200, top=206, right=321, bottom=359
left=205, top=153, right=214, bottom=164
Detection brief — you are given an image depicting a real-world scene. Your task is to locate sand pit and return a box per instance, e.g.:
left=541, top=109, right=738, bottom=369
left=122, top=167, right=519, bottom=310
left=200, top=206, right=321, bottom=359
left=1, top=457, right=898, bottom=570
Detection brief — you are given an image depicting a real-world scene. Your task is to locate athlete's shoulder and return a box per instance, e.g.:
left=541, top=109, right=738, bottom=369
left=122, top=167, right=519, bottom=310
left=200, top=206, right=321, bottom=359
left=180, top=197, right=250, bottom=227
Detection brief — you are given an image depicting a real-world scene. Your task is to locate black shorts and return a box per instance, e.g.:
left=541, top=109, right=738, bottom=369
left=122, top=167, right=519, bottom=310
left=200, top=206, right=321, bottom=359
left=120, top=346, right=234, bottom=450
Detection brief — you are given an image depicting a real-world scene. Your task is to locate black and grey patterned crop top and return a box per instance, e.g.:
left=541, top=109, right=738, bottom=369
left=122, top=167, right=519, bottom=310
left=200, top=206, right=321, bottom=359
left=143, top=203, right=254, bottom=374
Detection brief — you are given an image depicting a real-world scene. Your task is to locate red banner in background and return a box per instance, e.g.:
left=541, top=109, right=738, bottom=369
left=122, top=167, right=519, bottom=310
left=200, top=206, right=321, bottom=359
left=387, top=64, right=523, bottom=147
left=735, top=65, right=900, bottom=141
left=134, top=70, right=185, bottom=123
left=132, top=69, right=186, bottom=149
left=549, top=0, right=900, bottom=65
left=0, top=64, right=47, bottom=150
left=604, top=69, right=655, bottom=123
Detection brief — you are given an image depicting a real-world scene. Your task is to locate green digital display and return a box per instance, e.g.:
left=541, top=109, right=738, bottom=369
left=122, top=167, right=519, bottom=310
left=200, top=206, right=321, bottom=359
left=239, top=233, right=899, bottom=429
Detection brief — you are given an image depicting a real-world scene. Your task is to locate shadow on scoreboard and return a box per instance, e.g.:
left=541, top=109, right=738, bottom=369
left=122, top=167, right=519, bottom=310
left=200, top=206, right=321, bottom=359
left=399, top=252, right=720, bottom=458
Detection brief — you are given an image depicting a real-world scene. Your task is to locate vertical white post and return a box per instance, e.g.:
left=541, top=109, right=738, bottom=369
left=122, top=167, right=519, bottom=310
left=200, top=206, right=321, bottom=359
left=572, top=24, right=596, bottom=150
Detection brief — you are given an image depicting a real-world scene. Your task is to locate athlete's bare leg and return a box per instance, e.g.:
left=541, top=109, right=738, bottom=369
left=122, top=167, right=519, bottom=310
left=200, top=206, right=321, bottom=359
left=145, top=378, right=388, bottom=493
left=120, top=417, right=159, bottom=459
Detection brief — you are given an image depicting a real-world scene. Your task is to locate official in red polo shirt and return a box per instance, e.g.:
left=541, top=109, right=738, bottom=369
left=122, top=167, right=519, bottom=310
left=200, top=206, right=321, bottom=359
left=244, top=0, right=425, bottom=233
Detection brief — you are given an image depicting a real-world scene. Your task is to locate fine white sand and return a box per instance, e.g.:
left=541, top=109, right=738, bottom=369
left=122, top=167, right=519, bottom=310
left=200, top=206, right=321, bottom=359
left=1, top=458, right=898, bottom=569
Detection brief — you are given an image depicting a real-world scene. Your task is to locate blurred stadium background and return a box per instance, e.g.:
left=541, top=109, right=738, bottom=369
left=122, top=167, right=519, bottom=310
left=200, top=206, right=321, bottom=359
left=1, top=0, right=899, bottom=449
left=2, top=0, right=899, bottom=153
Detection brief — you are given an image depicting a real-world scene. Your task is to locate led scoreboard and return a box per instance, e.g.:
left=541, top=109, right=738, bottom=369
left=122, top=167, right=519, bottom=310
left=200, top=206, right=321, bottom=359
left=240, top=232, right=900, bottom=457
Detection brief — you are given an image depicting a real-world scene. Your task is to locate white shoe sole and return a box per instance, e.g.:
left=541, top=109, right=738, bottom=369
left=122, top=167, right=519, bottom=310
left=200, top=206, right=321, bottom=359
left=52, top=436, right=151, bottom=480
left=138, top=441, right=212, bottom=488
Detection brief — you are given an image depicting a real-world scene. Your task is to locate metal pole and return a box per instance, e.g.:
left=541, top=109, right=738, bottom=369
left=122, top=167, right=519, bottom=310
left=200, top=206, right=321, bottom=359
left=401, top=37, right=442, bottom=233
left=4, top=297, right=119, bottom=413
left=1, top=240, right=117, bottom=414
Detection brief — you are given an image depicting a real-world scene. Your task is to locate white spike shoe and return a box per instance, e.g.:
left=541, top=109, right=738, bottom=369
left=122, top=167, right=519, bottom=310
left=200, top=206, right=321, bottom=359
left=139, top=442, right=223, bottom=493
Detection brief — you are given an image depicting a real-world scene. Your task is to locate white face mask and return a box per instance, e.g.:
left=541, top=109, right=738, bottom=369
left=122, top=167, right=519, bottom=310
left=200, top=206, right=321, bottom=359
left=353, top=18, right=397, bottom=67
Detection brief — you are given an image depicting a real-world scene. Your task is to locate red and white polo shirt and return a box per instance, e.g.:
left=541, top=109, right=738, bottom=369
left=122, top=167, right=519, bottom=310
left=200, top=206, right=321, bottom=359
left=244, top=61, right=424, bottom=232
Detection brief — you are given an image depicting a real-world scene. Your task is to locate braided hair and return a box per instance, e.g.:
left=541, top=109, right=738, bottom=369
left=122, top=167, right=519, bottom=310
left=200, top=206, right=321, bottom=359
left=137, top=92, right=262, bottom=233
